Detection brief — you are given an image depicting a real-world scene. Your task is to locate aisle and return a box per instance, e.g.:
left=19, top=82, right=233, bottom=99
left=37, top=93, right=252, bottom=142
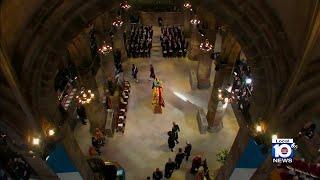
left=74, top=26, right=239, bottom=180
left=151, top=26, right=162, bottom=57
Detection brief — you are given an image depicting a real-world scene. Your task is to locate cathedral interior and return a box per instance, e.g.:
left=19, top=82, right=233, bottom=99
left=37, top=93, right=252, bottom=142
left=0, top=0, right=320, bottom=180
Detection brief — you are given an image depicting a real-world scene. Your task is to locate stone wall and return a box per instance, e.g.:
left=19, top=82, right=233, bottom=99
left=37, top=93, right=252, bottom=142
left=139, top=12, right=184, bottom=26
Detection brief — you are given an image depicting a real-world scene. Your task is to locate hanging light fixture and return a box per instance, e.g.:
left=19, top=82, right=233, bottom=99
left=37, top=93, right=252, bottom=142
left=76, top=87, right=95, bottom=104
left=99, top=41, right=113, bottom=55
left=190, top=15, right=200, bottom=25
left=120, top=1, right=131, bottom=10
left=184, top=2, right=192, bottom=9
left=200, top=39, right=213, bottom=52
left=113, top=17, right=124, bottom=27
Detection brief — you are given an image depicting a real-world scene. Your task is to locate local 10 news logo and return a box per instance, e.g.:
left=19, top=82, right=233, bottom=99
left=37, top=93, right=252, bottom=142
left=272, top=138, right=298, bottom=163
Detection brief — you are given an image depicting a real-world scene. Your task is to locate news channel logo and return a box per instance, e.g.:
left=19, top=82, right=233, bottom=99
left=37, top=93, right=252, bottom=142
left=272, top=138, right=298, bottom=163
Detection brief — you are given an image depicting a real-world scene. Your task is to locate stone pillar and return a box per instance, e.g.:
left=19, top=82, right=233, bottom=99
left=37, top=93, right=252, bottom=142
left=206, top=66, right=233, bottom=132
left=188, top=24, right=201, bottom=60
left=215, top=127, right=250, bottom=179
left=68, top=34, right=107, bottom=133
left=250, top=155, right=274, bottom=180
left=101, top=51, right=116, bottom=79
left=113, top=26, right=127, bottom=61
left=206, top=31, right=241, bottom=132
left=61, top=123, right=95, bottom=180
left=183, top=9, right=191, bottom=37
left=197, top=52, right=212, bottom=89
left=80, top=73, right=107, bottom=133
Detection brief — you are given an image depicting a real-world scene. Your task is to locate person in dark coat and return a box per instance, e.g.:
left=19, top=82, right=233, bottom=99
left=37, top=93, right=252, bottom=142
left=202, top=159, right=211, bottom=179
left=190, top=155, right=202, bottom=174
left=132, top=64, right=138, bottom=82
left=91, top=137, right=101, bottom=155
left=149, top=64, right=156, bottom=80
left=76, top=104, right=87, bottom=125
left=164, top=158, right=175, bottom=178
left=168, top=132, right=175, bottom=152
left=172, top=122, right=180, bottom=144
left=152, top=168, right=163, bottom=180
left=175, top=148, right=185, bottom=169
left=184, top=141, right=192, bottom=161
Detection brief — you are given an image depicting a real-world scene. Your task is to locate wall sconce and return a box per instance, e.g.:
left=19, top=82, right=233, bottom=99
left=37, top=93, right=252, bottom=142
left=32, top=137, right=40, bottom=146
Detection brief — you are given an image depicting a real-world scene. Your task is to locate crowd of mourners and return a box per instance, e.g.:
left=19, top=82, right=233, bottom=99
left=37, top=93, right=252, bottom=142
left=0, top=135, right=32, bottom=180
left=160, top=26, right=188, bottom=58
left=127, top=25, right=153, bottom=58
left=231, top=59, right=253, bottom=116
left=148, top=122, right=211, bottom=180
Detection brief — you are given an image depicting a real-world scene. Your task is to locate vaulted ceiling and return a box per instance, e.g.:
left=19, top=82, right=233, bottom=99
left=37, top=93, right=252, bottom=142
left=0, top=0, right=319, bottom=143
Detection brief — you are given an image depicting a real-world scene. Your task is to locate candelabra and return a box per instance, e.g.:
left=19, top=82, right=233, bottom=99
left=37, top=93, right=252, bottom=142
left=190, top=15, right=200, bottom=25
left=120, top=1, right=131, bottom=10
left=113, top=17, right=124, bottom=27
left=99, top=41, right=113, bottom=55
left=76, top=87, right=95, bottom=104
left=200, top=39, right=213, bottom=52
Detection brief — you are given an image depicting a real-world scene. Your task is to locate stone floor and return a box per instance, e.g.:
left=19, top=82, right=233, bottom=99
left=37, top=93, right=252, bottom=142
left=74, top=55, right=239, bottom=179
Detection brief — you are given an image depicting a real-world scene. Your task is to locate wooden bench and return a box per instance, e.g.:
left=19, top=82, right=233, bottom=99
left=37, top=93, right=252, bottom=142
left=189, top=70, right=198, bottom=90
left=197, top=108, right=208, bottom=134
left=105, top=109, right=114, bottom=137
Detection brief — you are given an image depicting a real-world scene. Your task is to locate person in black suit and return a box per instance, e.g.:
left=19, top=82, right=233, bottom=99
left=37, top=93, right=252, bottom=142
left=184, top=142, right=192, bottom=161
left=175, top=148, right=185, bottom=169
left=164, top=158, right=175, bottom=178
left=152, top=168, right=163, bottom=180
left=172, top=122, right=180, bottom=144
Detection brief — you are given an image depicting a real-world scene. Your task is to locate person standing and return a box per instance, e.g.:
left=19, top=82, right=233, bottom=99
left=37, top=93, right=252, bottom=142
left=191, top=155, right=202, bottom=174
left=164, top=158, right=175, bottom=178
left=172, top=122, right=180, bottom=144
left=91, top=136, right=101, bottom=155
left=175, top=148, right=185, bottom=169
left=184, top=142, right=192, bottom=161
left=76, top=104, right=87, bottom=125
left=152, top=168, right=163, bottom=180
left=202, top=159, right=211, bottom=180
left=149, top=64, right=156, bottom=80
left=167, top=131, right=175, bottom=152
left=131, top=64, right=138, bottom=82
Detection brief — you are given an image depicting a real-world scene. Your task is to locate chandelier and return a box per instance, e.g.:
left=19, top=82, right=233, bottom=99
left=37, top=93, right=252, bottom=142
left=120, top=1, right=131, bottom=10
left=76, top=87, right=95, bottom=104
left=190, top=15, right=200, bottom=25
left=200, top=39, right=213, bottom=52
left=183, top=2, right=192, bottom=9
left=99, top=41, right=113, bottom=55
left=113, top=17, right=124, bottom=27
left=217, top=87, right=233, bottom=109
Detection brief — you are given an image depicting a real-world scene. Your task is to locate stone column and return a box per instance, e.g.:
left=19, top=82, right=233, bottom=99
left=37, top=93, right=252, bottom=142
left=80, top=73, right=107, bottom=133
left=113, top=26, right=127, bottom=62
left=206, top=32, right=241, bottom=132
left=215, top=127, right=250, bottom=179
left=250, top=155, right=274, bottom=180
left=61, top=123, right=95, bottom=180
left=68, top=34, right=106, bottom=133
left=197, top=52, right=212, bottom=89
left=188, top=24, right=201, bottom=60
left=206, top=65, right=233, bottom=132
left=183, top=9, right=191, bottom=37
